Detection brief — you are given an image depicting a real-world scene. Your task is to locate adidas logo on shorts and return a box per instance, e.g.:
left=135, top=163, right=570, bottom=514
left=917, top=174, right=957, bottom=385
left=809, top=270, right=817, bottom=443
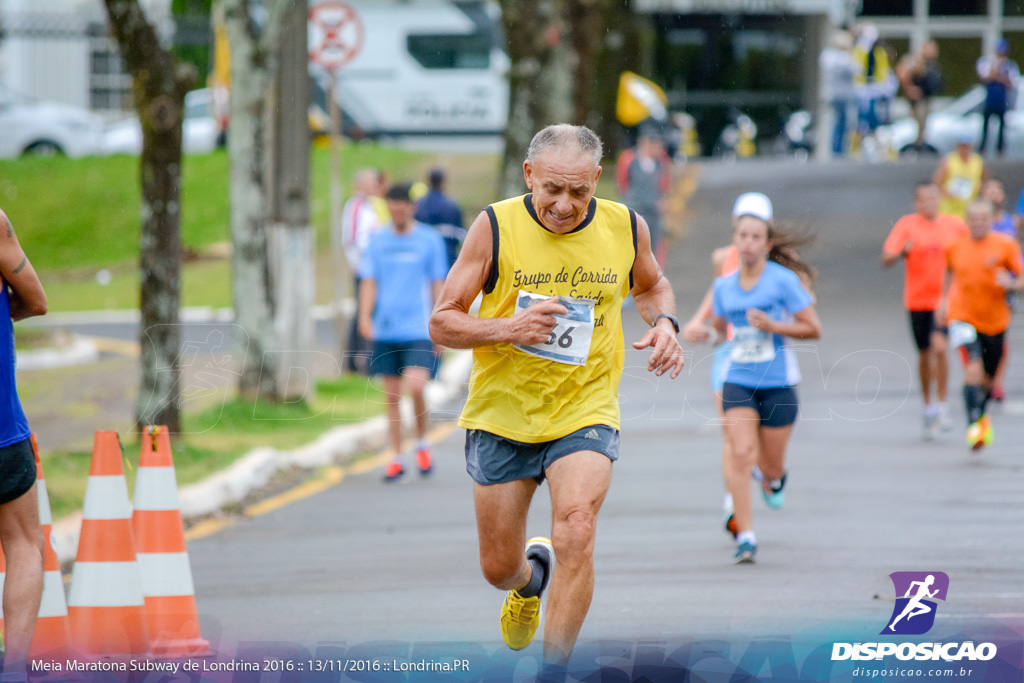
left=583, top=429, right=602, bottom=441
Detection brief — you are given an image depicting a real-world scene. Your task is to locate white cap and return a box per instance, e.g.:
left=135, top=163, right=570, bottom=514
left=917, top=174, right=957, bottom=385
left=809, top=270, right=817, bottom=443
left=732, top=192, right=773, bottom=222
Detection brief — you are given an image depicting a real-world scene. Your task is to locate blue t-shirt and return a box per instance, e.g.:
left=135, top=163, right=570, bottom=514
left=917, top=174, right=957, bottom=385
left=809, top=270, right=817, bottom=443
left=1, top=282, right=31, bottom=448
left=359, top=223, right=449, bottom=342
left=712, top=261, right=813, bottom=389
left=992, top=212, right=1017, bottom=239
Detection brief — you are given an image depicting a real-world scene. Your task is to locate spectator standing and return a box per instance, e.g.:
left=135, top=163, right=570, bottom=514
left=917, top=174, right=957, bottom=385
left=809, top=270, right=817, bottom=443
left=819, top=30, right=857, bottom=157
left=897, top=39, right=942, bottom=150
left=852, top=23, right=892, bottom=158
left=414, top=168, right=467, bottom=269
left=341, top=168, right=384, bottom=374
left=977, top=39, right=1020, bottom=157
left=617, top=127, right=671, bottom=265
left=359, top=183, right=449, bottom=482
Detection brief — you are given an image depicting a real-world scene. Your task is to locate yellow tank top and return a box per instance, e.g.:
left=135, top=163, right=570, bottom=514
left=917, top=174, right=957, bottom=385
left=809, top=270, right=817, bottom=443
left=458, top=194, right=637, bottom=442
left=940, top=152, right=983, bottom=219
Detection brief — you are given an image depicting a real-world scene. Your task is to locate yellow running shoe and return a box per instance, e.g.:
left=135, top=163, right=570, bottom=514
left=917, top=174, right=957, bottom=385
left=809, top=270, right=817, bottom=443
left=981, top=415, right=994, bottom=447
left=500, top=589, right=541, bottom=650
left=499, top=537, right=554, bottom=650
left=966, top=420, right=985, bottom=451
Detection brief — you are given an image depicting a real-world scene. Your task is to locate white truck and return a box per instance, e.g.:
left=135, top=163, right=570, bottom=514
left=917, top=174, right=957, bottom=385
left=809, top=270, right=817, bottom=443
left=308, top=0, right=509, bottom=144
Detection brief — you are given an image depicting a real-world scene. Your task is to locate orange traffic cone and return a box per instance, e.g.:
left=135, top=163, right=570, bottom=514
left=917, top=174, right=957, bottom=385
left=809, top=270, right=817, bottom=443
left=29, top=434, right=73, bottom=658
left=132, top=426, right=212, bottom=658
left=0, top=435, right=72, bottom=660
left=67, top=431, right=150, bottom=655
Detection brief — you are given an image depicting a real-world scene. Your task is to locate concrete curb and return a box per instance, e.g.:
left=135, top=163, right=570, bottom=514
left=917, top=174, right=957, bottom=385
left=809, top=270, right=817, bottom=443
left=51, top=349, right=473, bottom=564
left=15, top=335, right=99, bottom=371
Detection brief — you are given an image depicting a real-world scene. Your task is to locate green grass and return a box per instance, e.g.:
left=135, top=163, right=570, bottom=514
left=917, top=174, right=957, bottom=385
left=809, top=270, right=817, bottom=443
left=43, top=374, right=385, bottom=519
left=0, top=144, right=502, bottom=311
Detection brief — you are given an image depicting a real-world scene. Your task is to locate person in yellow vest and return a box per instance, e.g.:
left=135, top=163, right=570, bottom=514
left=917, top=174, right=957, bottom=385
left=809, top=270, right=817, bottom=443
left=851, top=23, right=894, bottom=159
left=429, top=124, right=685, bottom=669
left=933, top=132, right=988, bottom=219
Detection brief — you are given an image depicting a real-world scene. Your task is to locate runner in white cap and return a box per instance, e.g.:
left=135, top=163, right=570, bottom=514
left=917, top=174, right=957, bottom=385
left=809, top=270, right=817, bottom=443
left=709, top=193, right=821, bottom=563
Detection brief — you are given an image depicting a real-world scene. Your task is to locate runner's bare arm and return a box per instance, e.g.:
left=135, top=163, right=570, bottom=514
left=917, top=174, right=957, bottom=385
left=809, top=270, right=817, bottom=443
left=881, top=241, right=911, bottom=268
left=0, top=209, right=47, bottom=321
left=931, top=159, right=950, bottom=198
left=358, top=278, right=376, bottom=342
left=682, top=246, right=731, bottom=342
left=429, top=212, right=566, bottom=349
left=747, top=304, right=821, bottom=340
left=630, top=213, right=685, bottom=378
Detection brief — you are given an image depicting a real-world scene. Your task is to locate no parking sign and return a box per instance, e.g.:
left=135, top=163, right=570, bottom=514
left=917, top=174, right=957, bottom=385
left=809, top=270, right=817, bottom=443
left=308, top=1, right=364, bottom=72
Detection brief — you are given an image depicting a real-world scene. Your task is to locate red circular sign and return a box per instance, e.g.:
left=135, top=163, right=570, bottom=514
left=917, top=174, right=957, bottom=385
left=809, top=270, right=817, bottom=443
left=308, top=2, right=364, bottom=72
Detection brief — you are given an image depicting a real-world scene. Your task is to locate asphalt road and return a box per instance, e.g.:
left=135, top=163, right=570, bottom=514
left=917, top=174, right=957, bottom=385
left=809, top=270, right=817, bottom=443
left=179, top=158, right=1023, bottom=678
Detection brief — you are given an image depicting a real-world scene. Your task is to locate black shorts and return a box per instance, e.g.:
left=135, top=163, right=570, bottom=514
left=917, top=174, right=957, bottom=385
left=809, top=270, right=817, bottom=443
left=959, top=330, right=1005, bottom=379
left=721, top=383, right=799, bottom=428
left=368, top=339, right=437, bottom=377
left=0, top=437, right=37, bottom=505
left=908, top=310, right=947, bottom=352
left=465, top=425, right=619, bottom=486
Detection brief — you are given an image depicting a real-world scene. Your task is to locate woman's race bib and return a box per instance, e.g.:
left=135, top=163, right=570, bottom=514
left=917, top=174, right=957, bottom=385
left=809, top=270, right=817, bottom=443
left=513, top=291, right=595, bottom=366
left=730, top=326, right=776, bottom=364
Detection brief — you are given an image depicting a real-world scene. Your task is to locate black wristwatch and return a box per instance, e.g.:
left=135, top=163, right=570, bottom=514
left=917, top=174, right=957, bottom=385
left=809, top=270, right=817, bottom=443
left=651, top=313, right=680, bottom=335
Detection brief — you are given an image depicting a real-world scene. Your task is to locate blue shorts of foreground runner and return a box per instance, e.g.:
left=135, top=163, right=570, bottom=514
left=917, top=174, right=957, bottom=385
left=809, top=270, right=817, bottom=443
left=369, top=339, right=437, bottom=377
left=465, top=425, right=619, bottom=485
left=721, top=383, right=799, bottom=428
left=0, top=437, right=37, bottom=505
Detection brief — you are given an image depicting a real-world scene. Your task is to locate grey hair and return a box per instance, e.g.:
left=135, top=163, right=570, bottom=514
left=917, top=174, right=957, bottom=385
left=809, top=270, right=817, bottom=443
left=966, top=198, right=995, bottom=215
left=526, top=124, right=603, bottom=166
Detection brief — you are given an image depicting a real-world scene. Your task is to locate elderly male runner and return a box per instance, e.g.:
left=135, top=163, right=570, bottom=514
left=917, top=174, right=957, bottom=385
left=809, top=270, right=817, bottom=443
left=429, top=124, right=685, bottom=666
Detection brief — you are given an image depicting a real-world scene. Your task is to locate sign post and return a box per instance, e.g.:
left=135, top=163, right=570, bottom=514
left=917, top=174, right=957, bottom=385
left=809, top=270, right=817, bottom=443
left=308, top=1, right=364, bottom=368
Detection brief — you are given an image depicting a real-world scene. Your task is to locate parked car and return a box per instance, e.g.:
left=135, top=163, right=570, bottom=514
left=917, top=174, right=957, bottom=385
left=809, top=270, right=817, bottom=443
left=881, top=85, right=1024, bottom=158
left=0, top=86, right=104, bottom=159
left=101, top=88, right=220, bottom=156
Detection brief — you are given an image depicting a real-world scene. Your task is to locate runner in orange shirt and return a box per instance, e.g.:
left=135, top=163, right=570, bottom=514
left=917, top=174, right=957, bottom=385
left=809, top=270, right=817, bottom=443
left=882, top=181, right=969, bottom=439
left=941, top=199, right=1024, bottom=451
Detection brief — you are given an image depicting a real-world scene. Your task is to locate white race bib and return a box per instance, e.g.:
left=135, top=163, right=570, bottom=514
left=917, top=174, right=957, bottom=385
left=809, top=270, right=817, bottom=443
left=948, top=320, right=977, bottom=349
left=513, top=291, right=595, bottom=366
left=730, top=326, right=776, bottom=364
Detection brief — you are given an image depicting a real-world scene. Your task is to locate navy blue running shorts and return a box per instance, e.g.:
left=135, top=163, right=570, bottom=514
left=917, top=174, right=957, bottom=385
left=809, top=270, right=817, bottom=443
left=0, top=437, right=37, bottom=505
left=465, top=425, right=620, bottom=486
left=369, top=339, right=437, bottom=377
left=721, top=383, right=799, bottom=428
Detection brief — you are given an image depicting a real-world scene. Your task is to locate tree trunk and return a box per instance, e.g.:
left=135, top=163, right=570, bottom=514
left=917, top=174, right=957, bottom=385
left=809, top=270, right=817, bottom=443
left=498, top=0, right=575, bottom=198
left=102, top=0, right=196, bottom=434
left=222, top=0, right=285, bottom=402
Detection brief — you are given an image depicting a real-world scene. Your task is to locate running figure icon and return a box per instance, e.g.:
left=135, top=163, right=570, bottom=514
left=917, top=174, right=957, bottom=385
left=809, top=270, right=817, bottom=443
left=888, top=575, right=939, bottom=631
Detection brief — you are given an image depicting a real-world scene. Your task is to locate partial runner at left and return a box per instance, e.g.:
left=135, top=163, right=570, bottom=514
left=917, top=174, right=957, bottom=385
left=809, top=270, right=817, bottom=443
left=0, top=206, right=48, bottom=681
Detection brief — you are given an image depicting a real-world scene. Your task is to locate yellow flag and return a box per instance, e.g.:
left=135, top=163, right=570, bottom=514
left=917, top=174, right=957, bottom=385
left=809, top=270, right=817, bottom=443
left=616, top=71, right=668, bottom=126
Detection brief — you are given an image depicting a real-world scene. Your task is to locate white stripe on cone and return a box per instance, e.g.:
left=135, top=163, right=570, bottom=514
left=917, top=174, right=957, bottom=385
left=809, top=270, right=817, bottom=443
left=133, top=468, right=182, bottom=511
left=68, top=562, right=145, bottom=608
left=82, top=476, right=132, bottom=520
left=40, top=570, right=68, bottom=617
left=37, top=480, right=53, bottom=526
left=136, top=553, right=196, bottom=597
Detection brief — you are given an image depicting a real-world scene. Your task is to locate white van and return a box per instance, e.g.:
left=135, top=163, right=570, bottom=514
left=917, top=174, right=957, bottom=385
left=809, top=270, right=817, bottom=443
left=308, top=0, right=509, bottom=143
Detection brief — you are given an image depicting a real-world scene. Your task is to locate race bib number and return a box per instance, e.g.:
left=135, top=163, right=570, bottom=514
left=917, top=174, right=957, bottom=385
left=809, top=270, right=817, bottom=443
left=730, top=326, right=776, bottom=364
left=948, top=320, right=977, bottom=349
left=513, top=291, right=595, bottom=366
left=948, top=177, right=974, bottom=201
